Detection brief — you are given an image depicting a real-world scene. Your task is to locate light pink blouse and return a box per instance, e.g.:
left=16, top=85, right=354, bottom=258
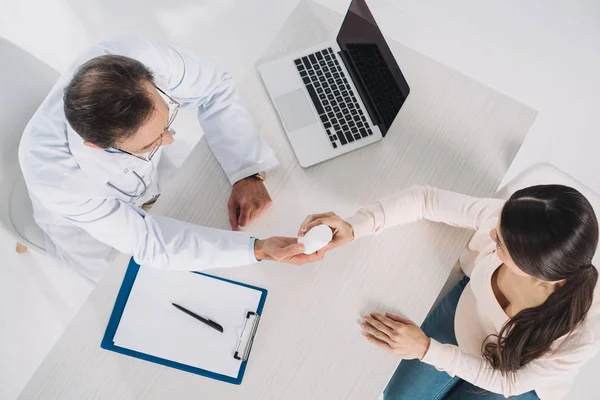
left=346, top=185, right=600, bottom=399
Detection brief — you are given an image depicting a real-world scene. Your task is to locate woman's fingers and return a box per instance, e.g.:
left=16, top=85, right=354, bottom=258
left=363, top=314, right=394, bottom=336
left=299, top=220, right=325, bottom=236
left=371, top=313, right=403, bottom=330
left=385, top=313, right=414, bottom=325
left=363, top=333, right=392, bottom=350
left=362, top=312, right=430, bottom=360
left=298, top=212, right=335, bottom=236
left=360, top=321, right=393, bottom=345
left=318, top=215, right=343, bottom=229
left=298, top=215, right=319, bottom=236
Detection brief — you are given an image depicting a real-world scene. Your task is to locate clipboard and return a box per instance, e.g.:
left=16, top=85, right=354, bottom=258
left=101, top=258, right=267, bottom=385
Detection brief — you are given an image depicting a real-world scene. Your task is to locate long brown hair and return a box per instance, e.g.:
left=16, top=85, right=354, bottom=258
left=483, top=184, right=599, bottom=373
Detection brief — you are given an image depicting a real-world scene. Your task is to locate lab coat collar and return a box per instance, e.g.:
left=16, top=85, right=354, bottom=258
left=67, top=123, right=147, bottom=184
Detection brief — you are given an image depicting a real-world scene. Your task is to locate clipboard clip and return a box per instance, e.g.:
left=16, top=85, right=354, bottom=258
left=234, top=311, right=260, bottom=361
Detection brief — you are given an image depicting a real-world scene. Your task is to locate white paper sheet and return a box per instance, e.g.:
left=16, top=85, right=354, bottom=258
left=113, top=267, right=263, bottom=378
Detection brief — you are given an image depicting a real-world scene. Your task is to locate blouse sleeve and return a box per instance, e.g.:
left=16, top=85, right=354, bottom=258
left=346, top=185, right=505, bottom=239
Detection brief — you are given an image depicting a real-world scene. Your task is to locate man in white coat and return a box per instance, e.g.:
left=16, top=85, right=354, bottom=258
left=19, top=33, right=320, bottom=283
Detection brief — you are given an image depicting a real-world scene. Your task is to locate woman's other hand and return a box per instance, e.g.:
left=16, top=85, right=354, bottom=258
left=360, top=312, right=431, bottom=360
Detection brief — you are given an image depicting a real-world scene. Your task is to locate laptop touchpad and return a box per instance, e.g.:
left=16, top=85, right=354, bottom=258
left=274, top=90, right=317, bottom=131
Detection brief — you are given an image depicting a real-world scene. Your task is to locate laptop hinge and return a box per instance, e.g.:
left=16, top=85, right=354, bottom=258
left=337, top=49, right=382, bottom=127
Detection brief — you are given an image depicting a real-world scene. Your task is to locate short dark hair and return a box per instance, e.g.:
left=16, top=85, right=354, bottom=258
left=63, top=55, right=155, bottom=148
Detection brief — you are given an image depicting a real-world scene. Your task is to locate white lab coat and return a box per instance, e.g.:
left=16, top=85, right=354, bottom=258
left=19, top=33, right=279, bottom=283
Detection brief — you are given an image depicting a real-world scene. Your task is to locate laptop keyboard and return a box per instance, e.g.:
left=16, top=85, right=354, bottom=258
left=294, top=48, right=373, bottom=149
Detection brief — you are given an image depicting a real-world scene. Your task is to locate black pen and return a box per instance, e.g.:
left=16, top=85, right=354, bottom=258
left=172, top=303, right=224, bottom=333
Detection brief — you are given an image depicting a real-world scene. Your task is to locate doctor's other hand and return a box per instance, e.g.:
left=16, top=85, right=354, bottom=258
left=254, top=237, right=325, bottom=265
left=228, top=176, right=272, bottom=231
left=298, top=212, right=354, bottom=252
left=360, top=313, right=431, bottom=360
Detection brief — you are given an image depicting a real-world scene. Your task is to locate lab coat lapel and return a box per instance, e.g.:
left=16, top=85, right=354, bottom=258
left=66, top=123, right=144, bottom=185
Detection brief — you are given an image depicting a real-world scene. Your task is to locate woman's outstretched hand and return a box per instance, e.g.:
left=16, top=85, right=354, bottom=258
left=298, top=212, right=355, bottom=253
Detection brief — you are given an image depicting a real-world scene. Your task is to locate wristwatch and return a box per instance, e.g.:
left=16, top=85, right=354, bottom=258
left=250, top=172, right=266, bottom=182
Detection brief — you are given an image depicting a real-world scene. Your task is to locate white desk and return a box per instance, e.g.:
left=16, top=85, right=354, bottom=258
left=18, top=2, right=536, bottom=399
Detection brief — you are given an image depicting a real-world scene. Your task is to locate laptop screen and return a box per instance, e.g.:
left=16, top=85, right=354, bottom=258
left=336, top=0, right=410, bottom=136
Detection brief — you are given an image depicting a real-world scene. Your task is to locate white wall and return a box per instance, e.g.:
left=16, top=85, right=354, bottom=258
left=1, top=0, right=599, bottom=398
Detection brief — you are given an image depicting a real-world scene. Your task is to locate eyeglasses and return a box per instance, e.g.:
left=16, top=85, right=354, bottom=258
left=116, top=85, right=180, bottom=162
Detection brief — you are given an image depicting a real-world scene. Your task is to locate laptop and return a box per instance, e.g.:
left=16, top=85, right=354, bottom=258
left=258, top=0, right=410, bottom=167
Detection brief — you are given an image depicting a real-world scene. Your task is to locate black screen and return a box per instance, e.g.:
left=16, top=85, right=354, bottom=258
left=336, top=0, right=410, bottom=136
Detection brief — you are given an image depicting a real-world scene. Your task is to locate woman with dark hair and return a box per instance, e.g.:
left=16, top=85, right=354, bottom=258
left=299, top=185, right=599, bottom=399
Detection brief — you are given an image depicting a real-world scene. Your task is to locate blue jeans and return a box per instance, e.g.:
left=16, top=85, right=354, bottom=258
left=383, top=277, right=539, bottom=400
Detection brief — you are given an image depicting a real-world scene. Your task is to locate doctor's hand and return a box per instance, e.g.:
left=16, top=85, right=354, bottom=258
left=254, top=237, right=325, bottom=265
left=360, top=313, right=431, bottom=360
left=298, top=212, right=354, bottom=252
left=228, top=177, right=272, bottom=231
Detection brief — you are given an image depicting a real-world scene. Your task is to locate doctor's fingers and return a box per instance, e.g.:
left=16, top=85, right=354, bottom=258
left=288, top=249, right=325, bottom=265
left=270, top=241, right=321, bottom=262
left=238, top=200, right=272, bottom=228
left=272, top=242, right=305, bottom=260
left=228, top=201, right=240, bottom=231
left=298, top=212, right=336, bottom=236
left=237, top=205, right=254, bottom=228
